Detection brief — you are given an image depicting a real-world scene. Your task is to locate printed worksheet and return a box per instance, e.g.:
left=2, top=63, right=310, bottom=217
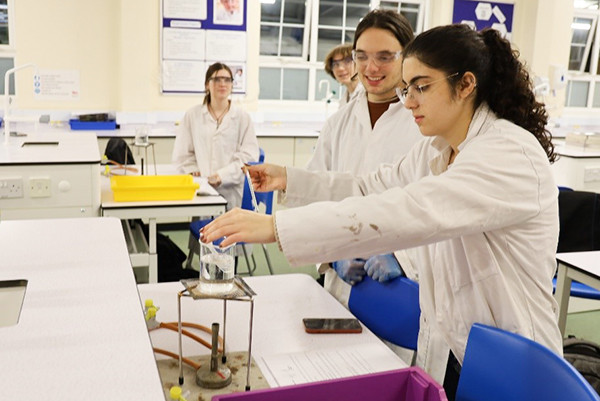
left=259, top=343, right=406, bottom=387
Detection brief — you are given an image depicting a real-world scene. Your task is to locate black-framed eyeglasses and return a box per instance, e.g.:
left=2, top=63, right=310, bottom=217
left=351, top=49, right=402, bottom=67
left=331, top=56, right=353, bottom=70
left=209, top=76, right=233, bottom=84
left=399, top=73, right=460, bottom=104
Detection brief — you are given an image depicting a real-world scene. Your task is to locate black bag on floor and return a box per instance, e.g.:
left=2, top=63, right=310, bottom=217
left=156, top=232, right=198, bottom=282
left=138, top=222, right=197, bottom=282
left=104, top=137, right=135, bottom=165
left=564, top=336, right=600, bottom=394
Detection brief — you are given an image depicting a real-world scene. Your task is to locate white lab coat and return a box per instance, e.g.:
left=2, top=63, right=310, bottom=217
left=306, top=90, right=422, bottom=307
left=276, top=104, right=562, bottom=376
left=172, top=103, right=259, bottom=210
left=338, top=82, right=364, bottom=108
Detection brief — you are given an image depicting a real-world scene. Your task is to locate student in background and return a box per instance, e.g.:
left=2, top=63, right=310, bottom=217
left=172, top=62, right=258, bottom=210
left=323, top=44, right=363, bottom=107
left=201, top=24, right=562, bottom=400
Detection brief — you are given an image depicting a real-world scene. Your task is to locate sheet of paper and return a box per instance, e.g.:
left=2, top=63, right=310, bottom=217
left=163, top=0, right=207, bottom=20
left=196, top=177, right=219, bottom=196
left=162, top=27, right=206, bottom=60
left=161, top=60, right=206, bottom=92
left=259, top=343, right=406, bottom=387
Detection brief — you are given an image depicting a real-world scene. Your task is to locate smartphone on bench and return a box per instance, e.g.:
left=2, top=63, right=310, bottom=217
left=302, top=318, right=362, bottom=334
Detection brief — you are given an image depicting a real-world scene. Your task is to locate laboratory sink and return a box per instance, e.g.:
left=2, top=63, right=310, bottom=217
left=0, top=279, right=27, bottom=327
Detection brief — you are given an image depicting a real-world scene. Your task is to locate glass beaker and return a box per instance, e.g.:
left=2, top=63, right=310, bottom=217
left=134, top=126, right=149, bottom=146
left=199, top=239, right=235, bottom=295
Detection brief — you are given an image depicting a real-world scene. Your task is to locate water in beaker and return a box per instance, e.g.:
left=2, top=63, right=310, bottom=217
left=134, top=126, right=149, bottom=146
left=199, top=240, right=235, bottom=295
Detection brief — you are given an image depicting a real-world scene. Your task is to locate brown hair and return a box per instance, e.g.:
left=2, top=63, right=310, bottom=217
left=324, top=44, right=353, bottom=79
left=353, top=9, right=414, bottom=50
left=204, top=62, right=233, bottom=105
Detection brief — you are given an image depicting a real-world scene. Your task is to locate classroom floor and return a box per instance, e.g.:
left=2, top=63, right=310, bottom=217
left=162, top=227, right=600, bottom=345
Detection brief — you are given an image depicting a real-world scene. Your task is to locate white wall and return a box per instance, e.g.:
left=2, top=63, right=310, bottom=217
left=13, top=0, right=261, bottom=114
left=427, top=0, right=573, bottom=118
left=11, top=0, right=574, bottom=118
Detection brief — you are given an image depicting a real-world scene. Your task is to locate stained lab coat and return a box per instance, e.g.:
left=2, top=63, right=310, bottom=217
left=276, top=104, right=562, bottom=374
left=172, top=103, right=259, bottom=210
left=307, top=90, right=422, bottom=306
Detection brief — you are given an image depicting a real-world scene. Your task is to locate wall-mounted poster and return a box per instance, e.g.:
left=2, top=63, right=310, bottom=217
left=452, top=0, right=514, bottom=40
left=160, top=0, right=247, bottom=94
left=214, top=0, right=243, bottom=26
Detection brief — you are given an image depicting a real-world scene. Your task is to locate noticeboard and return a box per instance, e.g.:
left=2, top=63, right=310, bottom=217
left=160, top=0, right=247, bottom=94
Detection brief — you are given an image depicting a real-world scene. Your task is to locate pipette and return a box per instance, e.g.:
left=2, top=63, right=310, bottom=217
left=244, top=166, right=259, bottom=212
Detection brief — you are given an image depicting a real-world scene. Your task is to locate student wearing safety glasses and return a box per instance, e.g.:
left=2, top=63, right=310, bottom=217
left=323, top=44, right=363, bottom=107
left=307, top=10, right=423, bottom=312
left=172, top=62, right=259, bottom=210
left=201, top=24, right=562, bottom=400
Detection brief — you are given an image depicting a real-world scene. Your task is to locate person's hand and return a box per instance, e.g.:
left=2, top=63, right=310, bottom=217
left=191, top=171, right=201, bottom=177
left=201, top=208, right=275, bottom=248
left=245, top=163, right=287, bottom=192
left=207, top=174, right=222, bottom=187
left=364, top=254, right=403, bottom=282
left=332, top=259, right=367, bottom=285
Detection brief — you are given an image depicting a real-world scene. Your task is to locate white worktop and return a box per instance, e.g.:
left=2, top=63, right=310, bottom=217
left=0, top=130, right=101, bottom=164
left=0, top=218, right=165, bottom=400
left=5, top=120, right=322, bottom=140
left=139, top=274, right=407, bottom=387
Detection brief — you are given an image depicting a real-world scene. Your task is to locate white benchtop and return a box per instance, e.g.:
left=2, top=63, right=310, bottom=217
left=0, top=131, right=101, bottom=164
left=5, top=120, right=322, bottom=140
left=0, top=217, right=165, bottom=400
left=138, top=274, right=407, bottom=387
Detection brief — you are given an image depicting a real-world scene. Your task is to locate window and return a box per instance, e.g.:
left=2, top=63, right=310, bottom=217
left=566, top=1, right=600, bottom=108
left=0, top=0, right=15, bottom=95
left=258, top=0, right=427, bottom=103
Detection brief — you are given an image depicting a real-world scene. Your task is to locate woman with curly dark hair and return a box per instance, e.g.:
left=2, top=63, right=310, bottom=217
left=201, top=24, right=562, bottom=399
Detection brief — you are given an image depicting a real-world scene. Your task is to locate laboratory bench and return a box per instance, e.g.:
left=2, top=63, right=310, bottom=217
left=6, top=119, right=321, bottom=170
left=0, top=217, right=409, bottom=400
left=100, top=165, right=227, bottom=283
left=94, top=121, right=321, bottom=167
left=139, top=273, right=408, bottom=394
left=0, top=217, right=165, bottom=400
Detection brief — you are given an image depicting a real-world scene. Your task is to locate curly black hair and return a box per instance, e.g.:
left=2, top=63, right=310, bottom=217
left=402, top=24, right=555, bottom=163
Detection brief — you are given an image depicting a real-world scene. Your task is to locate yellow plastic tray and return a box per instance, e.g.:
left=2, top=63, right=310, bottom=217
left=110, top=175, right=199, bottom=202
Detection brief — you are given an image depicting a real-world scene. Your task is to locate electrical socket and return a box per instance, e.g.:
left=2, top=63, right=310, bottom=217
left=0, top=177, right=23, bottom=198
left=584, top=167, right=600, bottom=183
left=29, top=177, right=51, bottom=198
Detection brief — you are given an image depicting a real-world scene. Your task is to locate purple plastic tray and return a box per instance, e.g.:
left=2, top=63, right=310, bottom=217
left=212, top=367, right=447, bottom=401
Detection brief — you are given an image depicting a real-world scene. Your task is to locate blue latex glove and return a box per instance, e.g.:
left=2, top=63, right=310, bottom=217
left=331, top=258, right=367, bottom=285
left=364, top=254, right=404, bottom=283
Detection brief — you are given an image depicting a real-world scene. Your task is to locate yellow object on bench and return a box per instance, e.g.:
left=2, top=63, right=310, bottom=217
left=110, top=175, right=199, bottom=202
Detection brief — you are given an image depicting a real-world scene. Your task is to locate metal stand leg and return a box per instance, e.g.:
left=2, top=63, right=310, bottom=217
left=177, top=291, right=184, bottom=385
left=261, top=244, right=274, bottom=275
left=241, top=244, right=256, bottom=276
left=222, top=299, right=227, bottom=364
left=246, top=299, right=255, bottom=391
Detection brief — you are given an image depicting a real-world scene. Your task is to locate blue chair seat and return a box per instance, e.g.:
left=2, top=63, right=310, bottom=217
left=348, top=276, right=420, bottom=350
left=189, top=218, right=212, bottom=240
left=456, top=323, right=600, bottom=401
left=552, top=277, right=600, bottom=300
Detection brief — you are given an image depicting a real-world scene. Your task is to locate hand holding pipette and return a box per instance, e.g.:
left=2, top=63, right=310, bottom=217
left=243, top=163, right=287, bottom=192
left=243, top=166, right=259, bottom=213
